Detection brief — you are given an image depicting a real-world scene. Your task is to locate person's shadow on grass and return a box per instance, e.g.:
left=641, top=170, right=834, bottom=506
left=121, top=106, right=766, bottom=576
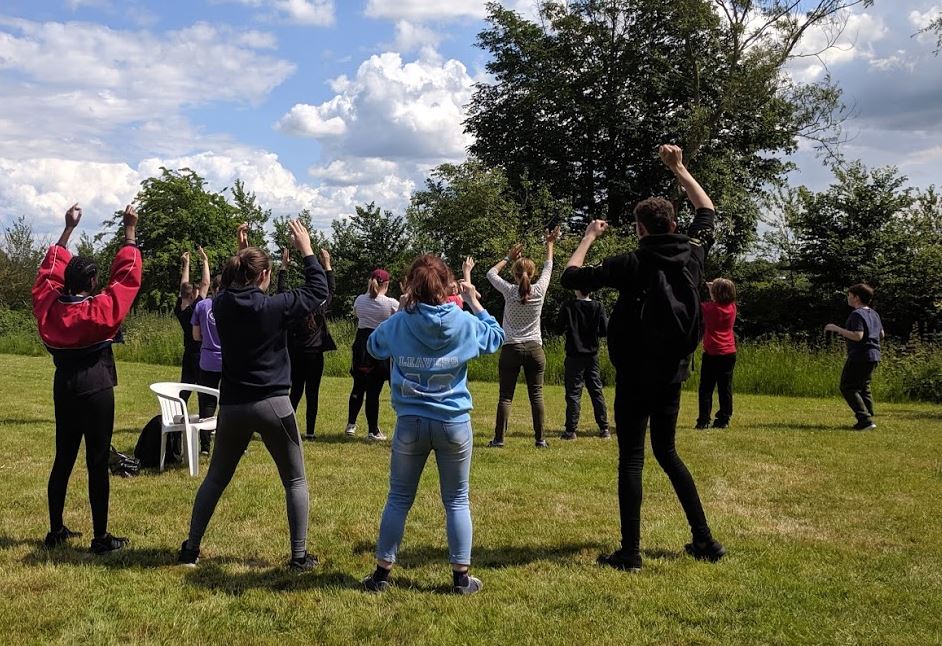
left=183, top=562, right=360, bottom=595
left=352, top=539, right=607, bottom=570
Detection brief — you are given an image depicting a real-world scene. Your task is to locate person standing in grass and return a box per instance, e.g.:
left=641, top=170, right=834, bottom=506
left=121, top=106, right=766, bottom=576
left=178, top=220, right=328, bottom=570
left=346, top=269, right=399, bottom=441
left=33, top=202, right=141, bottom=555
left=697, top=278, right=738, bottom=430
left=175, top=246, right=210, bottom=403
left=278, top=247, right=337, bottom=441
left=562, top=144, right=726, bottom=572
left=486, top=228, right=560, bottom=449
left=556, top=289, right=610, bottom=440
left=825, top=283, right=884, bottom=431
left=361, top=255, right=504, bottom=595
left=191, top=273, right=223, bottom=455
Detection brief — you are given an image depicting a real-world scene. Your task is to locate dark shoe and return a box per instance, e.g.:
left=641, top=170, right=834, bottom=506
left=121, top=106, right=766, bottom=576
left=853, top=420, right=877, bottom=431
left=177, top=540, right=199, bottom=566
left=44, top=526, right=82, bottom=548
left=685, top=539, right=727, bottom=562
left=695, top=421, right=710, bottom=430
left=712, top=420, right=729, bottom=429
left=597, top=549, right=642, bottom=572
left=487, top=440, right=504, bottom=448
left=535, top=440, right=549, bottom=449
left=289, top=553, right=319, bottom=571
left=90, top=533, right=128, bottom=555
left=560, top=431, right=577, bottom=440
left=453, top=574, right=483, bottom=595
left=200, top=442, right=211, bottom=456
left=303, top=433, right=316, bottom=442
left=599, top=428, right=611, bottom=439
left=362, top=573, right=390, bottom=593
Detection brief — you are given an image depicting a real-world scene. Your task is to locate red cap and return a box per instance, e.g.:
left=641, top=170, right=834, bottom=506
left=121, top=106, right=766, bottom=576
left=371, top=269, right=390, bottom=283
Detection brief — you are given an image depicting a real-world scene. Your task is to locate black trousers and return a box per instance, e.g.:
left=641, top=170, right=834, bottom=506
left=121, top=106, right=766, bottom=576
left=564, top=354, right=608, bottom=432
left=697, top=352, right=737, bottom=425
left=180, top=350, right=200, bottom=403
left=290, top=351, right=325, bottom=437
left=348, top=370, right=385, bottom=434
left=49, top=386, right=114, bottom=537
left=197, top=368, right=221, bottom=448
left=840, top=359, right=877, bottom=423
left=615, top=380, right=712, bottom=555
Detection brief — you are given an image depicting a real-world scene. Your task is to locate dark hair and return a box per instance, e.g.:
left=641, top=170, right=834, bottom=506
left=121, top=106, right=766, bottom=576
left=64, top=256, right=98, bottom=295
left=513, top=258, right=536, bottom=303
left=211, top=274, right=222, bottom=294
left=404, top=254, right=452, bottom=312
left=221, top=248, right=271, bottom=289
left=848, top=283, right=874, bottom=305
left=711, top=278, right=737, bottom=305
left=633, top=197, right=676, bottom=234
left=180, top=281, right=195, bottom=299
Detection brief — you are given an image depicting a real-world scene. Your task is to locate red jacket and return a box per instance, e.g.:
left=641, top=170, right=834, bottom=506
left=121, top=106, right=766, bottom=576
left=702, top=301, right=737, bottom=356
left=32, top=244, right=142, bottom=350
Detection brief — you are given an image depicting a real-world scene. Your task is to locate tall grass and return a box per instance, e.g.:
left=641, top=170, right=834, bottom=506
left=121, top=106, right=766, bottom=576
left=3, top=307, right=940, bottom=402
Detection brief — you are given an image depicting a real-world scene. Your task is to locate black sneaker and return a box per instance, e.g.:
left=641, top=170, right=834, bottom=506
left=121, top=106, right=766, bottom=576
left=362, top=573, right=390, bottom=593
left=90, top=533, right=129, bottom=555
left=560, top=431, right=577, bottom=440
left=303, top=433, right=316, bottom=442
left=200, top=443, right=211, bottom=456
left=712, top=420, right=729, bottom=429
left=852, top=420, right=877, bottom=431
left=487, top=440, right=504, bottom=448
left=177, top=540, right=199, bottom=566
left=695, top=422, right=711, bottom=430
left=44, top=526, right=82, bottom=548
left=599, top=428, right=611, bottom=439
left=453, top=574, right=483, bottom=595
left=535, top=439, right=549, bottom=449
left=289, top=553, right=319, bottom=571
left=597, top=549, right=642, bottom=572
left=685, top=539, right=727, bottom=562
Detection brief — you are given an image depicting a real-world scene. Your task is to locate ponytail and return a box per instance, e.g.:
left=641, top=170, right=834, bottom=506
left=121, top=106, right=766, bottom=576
left=512, top=258, right=536, bottom=304
left=368, top=278, right=381, bottom=298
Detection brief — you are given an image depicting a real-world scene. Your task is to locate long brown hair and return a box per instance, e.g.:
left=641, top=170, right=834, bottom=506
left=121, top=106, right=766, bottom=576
left=512, top=258, right=536, bottom=303
left=711, top=278, right=737, bottom=305
left=404, top=255, right=452, bottom=312
left=221, top=248, right=271, bottom=289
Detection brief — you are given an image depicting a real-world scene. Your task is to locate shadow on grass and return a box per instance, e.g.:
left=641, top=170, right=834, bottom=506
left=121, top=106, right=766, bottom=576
left=886, top=409, right=942, bottom=422
left=0, top=416, right=53, bottom=425
left=183, top=562, right=360, bottom=596
left=753, top=422, right=852, bottom=432
left=352, top=540, right=607, bottom=569
left=641, top=547, right=683, bottom=561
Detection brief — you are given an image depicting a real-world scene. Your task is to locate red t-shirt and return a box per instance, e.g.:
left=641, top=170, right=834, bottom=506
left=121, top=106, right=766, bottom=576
left=446, top=294, right=464, bottom=309
left=702, top=302, right=737, bottom=356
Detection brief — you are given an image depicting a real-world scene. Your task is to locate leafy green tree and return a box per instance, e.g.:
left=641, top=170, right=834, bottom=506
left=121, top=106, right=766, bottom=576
left=271, top=210, right=329, bottom=291
left=466, top=0, right=873, bottom=261
left=0, top=216, right=43, bottom=309
left=230, top=179, right=271, bottom=251
left=329, top=203, right=412, bottom=315
left=98, top=168, right=242, bottom=310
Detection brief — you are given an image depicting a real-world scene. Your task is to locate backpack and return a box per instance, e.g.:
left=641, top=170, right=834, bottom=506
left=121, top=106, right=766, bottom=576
left=134, top=415, right=182, bottom=469
left=608, top=255, right=702, bottom=370
left=109, top=445, right=140, bottom=477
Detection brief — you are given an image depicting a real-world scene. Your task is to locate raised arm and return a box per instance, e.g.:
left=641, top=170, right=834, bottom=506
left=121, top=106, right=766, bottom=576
left=277, top=248, right=290, bottom=295
left=487, top=244, right=522, bottom=293
left=34, top=204, right=81, bottom=316
left=660, top=144, right=714, bottom=212
left=197, top=246, right=210, bottom=298
left=318, top=248, right=335, bottom=307
left=180, top=251, right=191, bottom=292
left=561, top=220, right=633, bottom=294
left=273, top=220, right=328, bottom=319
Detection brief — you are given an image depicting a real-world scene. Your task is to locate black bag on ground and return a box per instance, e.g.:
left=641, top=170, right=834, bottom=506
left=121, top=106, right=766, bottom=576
left=134, top=415, right=183, bottom=469
left=109, top=445, right=140, bottom=477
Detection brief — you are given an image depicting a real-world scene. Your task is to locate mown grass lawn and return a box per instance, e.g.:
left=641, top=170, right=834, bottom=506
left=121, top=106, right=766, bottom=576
left=0, top=353, right=940, bottom=645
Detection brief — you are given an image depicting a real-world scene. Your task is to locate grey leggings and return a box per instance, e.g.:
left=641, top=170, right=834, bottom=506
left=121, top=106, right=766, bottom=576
left=186, top=396, right=309, bottom=559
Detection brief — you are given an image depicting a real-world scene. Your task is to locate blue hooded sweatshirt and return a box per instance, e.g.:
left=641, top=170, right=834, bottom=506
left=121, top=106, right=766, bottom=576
left=368, top=303, right=504, bottom=422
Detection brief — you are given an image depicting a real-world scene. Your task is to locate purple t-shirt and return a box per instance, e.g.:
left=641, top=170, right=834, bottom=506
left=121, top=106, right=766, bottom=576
left=191, top=298, right=223, bottom=372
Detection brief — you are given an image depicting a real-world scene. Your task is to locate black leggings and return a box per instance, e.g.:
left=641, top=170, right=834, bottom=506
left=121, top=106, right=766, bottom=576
left=615, top=381, right=712, bottom=555
left=180, top=350, right=199, bottom=403
left=197, top=368, right=221, bottom=448
left=290, top=351, right=325, bottom=436
left=49, top=387, right=114, bottom=537
left=348, top=371, right=385, bottom=434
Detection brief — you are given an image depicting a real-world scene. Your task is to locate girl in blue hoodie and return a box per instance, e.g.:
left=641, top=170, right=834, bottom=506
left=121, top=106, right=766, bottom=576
left=361, top=254, right=504, bottom=595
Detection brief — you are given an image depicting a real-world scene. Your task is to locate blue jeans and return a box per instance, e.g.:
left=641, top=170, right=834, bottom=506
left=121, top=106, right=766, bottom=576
left=376, top=415, right=473, bottom=565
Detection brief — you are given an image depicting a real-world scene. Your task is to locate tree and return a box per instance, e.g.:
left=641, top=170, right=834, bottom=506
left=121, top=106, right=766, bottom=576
left=271, top=210, right=330, bottom=291
left=466, top=0, right=873, bottom=261
left=230, top=179, right=271, bottom=251
left=329, top=203, right=412, bottom=315
left=98, top=168, right=242, bottom=310
left=0, top=216, right=43, bottom=309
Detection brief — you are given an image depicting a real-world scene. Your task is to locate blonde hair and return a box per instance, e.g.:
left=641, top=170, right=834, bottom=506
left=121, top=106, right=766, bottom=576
left=367, top=277, right=389, bottom=299
left=512, top=258, right=536, bottom=303
left=711, top=278, right=737, bottom=305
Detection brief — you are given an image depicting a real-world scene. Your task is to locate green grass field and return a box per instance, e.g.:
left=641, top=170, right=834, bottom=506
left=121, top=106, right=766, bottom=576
left=0, top=353, right=940, bottom=645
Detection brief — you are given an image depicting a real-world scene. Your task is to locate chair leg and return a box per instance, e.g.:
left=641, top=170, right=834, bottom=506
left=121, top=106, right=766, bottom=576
left=184, top=426, right=198, bottom=477
left=159, top=431, right=168, bottom=472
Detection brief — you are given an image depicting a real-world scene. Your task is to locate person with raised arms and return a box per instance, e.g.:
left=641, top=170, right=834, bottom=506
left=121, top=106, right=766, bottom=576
left=174, top=246, right=209, bottom=403
left=33, top=203, right=142, bottom=554
left=178, top=220, right=328, bottom=570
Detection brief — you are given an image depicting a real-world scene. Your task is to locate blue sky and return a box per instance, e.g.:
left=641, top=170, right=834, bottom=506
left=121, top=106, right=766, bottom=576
left=1, top=0, right=941, bottom=237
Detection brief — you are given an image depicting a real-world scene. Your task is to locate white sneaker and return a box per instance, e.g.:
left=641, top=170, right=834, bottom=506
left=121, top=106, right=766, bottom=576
left=345, top=424, right=357, bottom=436
left=367, top=430, right=387, bottom=441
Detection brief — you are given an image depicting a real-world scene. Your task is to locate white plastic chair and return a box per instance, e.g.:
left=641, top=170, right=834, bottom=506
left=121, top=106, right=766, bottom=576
left=149, top=382, right=219, bottom=476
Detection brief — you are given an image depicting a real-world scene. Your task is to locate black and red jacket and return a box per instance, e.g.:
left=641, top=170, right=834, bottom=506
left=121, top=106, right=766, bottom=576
left=32, top=243, right=142, bottom=395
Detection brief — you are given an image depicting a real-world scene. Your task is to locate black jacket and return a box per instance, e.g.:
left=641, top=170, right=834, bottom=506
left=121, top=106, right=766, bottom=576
left=277, top=268, right=337, bottom=354
left=213, top=254, right=328, bottom=405
left=561, top=208, right=715, bottom=384
left=556, top=299, right=608, bottom=356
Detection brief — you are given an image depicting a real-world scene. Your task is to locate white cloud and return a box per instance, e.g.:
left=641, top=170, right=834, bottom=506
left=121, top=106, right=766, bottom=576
left=276, top=51, right=475, bottom=162
left=218, top=0, right=335, bottom=26
left=365, top=0, right=486, bottom=21
left=788, top=12, right=888, bottom=83
left=909, top=5, right=942, bottom=31
left=308, top=158, right=401, bottom=186
left=392, top=20, right=442, bottom=52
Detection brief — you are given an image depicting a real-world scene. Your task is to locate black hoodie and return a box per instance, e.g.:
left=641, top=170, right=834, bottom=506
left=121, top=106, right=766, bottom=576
left=561, top=208, right=715, bottom=384
left=213, top=254, right=329, bottom=405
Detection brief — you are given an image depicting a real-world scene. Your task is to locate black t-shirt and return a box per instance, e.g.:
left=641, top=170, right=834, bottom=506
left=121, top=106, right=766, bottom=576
left=845, top=307, right=882, bottom=362
left=174, top=296, right=202, bottom=355
left=557, top=299, right=608, bottom=356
